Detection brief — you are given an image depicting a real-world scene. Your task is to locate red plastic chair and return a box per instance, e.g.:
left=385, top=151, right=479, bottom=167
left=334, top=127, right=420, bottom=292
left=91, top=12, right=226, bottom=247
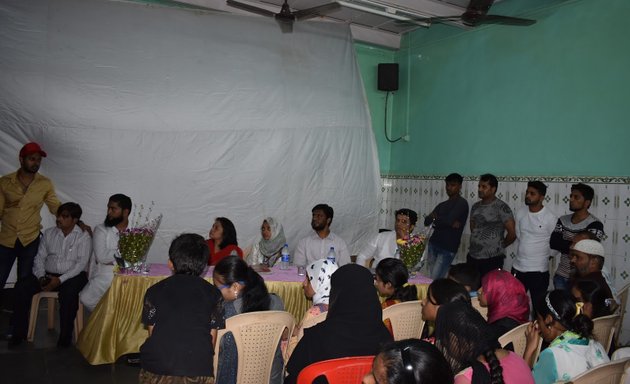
left=296, top=355, right=375, bottom=384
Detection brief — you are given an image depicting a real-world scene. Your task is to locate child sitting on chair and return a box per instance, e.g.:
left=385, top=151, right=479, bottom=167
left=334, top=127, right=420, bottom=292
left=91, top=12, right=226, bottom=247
left=139, top=233, right=224, bottom=384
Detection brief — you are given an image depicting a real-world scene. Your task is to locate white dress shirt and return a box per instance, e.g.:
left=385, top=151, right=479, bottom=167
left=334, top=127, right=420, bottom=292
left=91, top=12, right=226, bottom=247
left=355, top=231, right=398, bottom=268
left=80, top=223, right=125, bottom=311
left=514, top=206, right=557, bottom=272
left=33, top=225, right=92, bottom=283
left=293, top=231, right=351, bottom=267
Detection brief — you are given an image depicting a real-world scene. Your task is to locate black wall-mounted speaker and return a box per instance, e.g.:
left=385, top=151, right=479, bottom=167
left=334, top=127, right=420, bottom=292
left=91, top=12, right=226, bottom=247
left=377, top=63, right=399, bottom=92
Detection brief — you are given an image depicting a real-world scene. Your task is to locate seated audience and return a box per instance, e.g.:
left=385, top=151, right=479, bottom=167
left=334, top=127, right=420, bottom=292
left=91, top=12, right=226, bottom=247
left=213, top=256, right=285, bottom=384
left=375, top=258, right=419, bottom=335
left=448, top=263, right=481, bottom=297
left=9, top=202, right=91, bottom=347
left=571, top=277, right=613, bottom=319
left=139, top=234, right=224, bottom=384
left=207, top=217, right=243, bottom=265
left=80, top=193, right=131, bottom=311
left=293, top=204, right=351, bottom=266
left=285, top=264, right=393, bottom=384
left=570, top=238, right=617, bottom=308
left=524, top=290, right=609, bottom=384
left=288, top=258, right=338, bottom=353
left=478, top=269, right=530, bottom=341
left=355, top=209, right=417, bottom=268
left=362, top=339, right=454, bottom=384
left=435, top=300, right=534, bottom=384
left=244, top=217, right=286, bottom=267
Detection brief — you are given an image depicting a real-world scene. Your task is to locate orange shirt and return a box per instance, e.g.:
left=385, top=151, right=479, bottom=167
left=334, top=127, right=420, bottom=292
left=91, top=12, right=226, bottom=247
left=0, top=171, right=60, bottom=247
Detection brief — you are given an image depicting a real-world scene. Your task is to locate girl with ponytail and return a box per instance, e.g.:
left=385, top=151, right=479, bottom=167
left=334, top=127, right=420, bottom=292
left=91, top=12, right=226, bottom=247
left=434, top=300, right=534, bottom=384
left=524, top=289, right=610, bottom=384
left=375, top=258, right=419, bottom=336
left=213, top=256, right=285, bottom=384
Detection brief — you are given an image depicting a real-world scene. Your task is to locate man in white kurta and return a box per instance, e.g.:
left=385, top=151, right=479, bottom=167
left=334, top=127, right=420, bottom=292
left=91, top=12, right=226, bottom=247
left=355, top=208, right=417, bottom=268
left=79, top=194, right=131, bottom=311
left=293, top=204, right=351, bottom=266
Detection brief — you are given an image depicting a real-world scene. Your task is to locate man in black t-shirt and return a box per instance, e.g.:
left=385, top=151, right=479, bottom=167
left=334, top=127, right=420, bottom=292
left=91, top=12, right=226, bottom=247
left=139, top=234, right=224, bottom=383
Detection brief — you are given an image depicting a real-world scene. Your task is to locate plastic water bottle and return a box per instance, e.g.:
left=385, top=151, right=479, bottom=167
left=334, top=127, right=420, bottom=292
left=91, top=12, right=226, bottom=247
left=280, top=243, right=290, bottom=270
left=327, top=246, right=336, bottom=264
left=394, top=247, right=401, bottom=259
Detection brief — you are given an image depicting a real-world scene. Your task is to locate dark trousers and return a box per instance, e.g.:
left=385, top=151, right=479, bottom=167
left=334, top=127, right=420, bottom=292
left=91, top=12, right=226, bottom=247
left=12, top=272, right=88, bottom=344
left=466, top=253, right=505, bottom=279
left=512, top=268, right=549, bottom=310
left=0, top=237, right=41, bottom=291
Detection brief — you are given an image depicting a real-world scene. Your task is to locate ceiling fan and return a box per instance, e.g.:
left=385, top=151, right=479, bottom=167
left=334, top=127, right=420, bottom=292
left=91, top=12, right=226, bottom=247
left=399, top=0, right=536, bottom=28
left=226, top=0, right=340, bottom=32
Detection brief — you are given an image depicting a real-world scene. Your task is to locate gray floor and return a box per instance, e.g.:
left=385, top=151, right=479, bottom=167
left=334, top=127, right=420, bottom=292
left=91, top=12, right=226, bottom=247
left=0, top=289, right=140, bottom=384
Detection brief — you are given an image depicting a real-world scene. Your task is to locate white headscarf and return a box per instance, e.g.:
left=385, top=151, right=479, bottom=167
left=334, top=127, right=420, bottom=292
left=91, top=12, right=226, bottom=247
left=307, top=259, right=338, bottom=305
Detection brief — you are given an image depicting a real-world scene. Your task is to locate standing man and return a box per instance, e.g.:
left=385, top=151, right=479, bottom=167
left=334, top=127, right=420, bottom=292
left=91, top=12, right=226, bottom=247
left=80, top=194, right=132, bottom=311
left=0, top=142, right=60, bottom=291
left=467, top=174, right=516, bottom=278
left=293, top=204, right=351, bottom=267
left=9, top=203, right=91, bottom=347
left=424, top=173, right=469, bottom=279
left=512, top=181, right=557, bottom=307
left=355, top=208, right=417, bottom=268
left=551, top=183, right=604, bottom=290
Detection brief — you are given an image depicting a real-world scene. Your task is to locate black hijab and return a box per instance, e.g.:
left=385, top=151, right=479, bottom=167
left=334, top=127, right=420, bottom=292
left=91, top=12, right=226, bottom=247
left=285, top=264, right=393, bottom=384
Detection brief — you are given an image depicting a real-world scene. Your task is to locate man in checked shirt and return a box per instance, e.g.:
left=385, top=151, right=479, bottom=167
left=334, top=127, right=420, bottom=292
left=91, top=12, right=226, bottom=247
left=9, top=202, right=91, bottom=347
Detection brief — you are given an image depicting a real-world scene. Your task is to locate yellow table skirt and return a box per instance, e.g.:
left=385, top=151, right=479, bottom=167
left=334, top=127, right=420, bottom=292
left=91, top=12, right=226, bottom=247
left=77, top=273, right=428, bottom=365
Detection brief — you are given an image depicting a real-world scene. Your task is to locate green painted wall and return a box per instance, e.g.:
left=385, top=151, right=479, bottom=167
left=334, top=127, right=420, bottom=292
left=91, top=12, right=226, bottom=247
left=354, top=43, right=398, bottom=173
left=383, top=0, right=630, bottom=177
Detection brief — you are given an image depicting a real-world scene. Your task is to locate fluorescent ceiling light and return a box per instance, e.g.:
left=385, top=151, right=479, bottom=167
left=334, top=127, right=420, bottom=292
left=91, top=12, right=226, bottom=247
left=337, top=0, right=431, bottom=27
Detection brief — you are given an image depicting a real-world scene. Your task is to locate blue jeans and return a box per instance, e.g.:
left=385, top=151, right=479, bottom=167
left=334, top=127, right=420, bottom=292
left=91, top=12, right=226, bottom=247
left=426, top=243, right=456, bottom=280
left=0, top=237, right=41, bottom=290
left=553, top=274, right=570, bottom=291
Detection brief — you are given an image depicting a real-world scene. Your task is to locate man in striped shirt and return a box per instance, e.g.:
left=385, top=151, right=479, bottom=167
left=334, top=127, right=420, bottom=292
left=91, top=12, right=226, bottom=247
left=550, top=183, right=604, bottom=291
left=9, top=202, right=91, bottom=347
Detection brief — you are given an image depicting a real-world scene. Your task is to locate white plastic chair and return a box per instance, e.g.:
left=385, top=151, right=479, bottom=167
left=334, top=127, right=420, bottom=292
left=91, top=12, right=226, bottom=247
left=382, top=301, right=425, bottom=341
left=27, top=291, right=84, bottom=343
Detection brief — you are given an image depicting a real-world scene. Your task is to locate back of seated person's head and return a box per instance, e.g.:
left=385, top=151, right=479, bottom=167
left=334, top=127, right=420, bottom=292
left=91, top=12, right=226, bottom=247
left=571, top=278, right=613, bottom=319
left=533, top=289, right=594, bottom=341
left=213, top=255, right=270, bottom=312
left=434, top=300, right=503, bottom=380
left=423, top=279, right=470, bottom=322
left=169, top=233, right=209, bottom=276
left=375, top=258, right=417, bottom=302
left=364, top=339, right=454, bottom=384
left=447, top=263, right=481, bottom=292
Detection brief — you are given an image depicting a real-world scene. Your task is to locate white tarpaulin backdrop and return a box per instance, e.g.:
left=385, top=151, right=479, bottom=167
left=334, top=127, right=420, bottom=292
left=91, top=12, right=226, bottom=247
left=0, top=0, right=380, bottom=278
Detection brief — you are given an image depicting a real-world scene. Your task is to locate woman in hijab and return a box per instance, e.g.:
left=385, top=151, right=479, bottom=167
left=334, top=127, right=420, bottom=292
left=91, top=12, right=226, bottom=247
left=435, top=300, right=534, bottom=384
left=478, top=269, right=530, bottom=340
left=244, top=217, right=286, bottom=267
left=287, top=259, right=338, bottom=356
left=285, top=264, right=393, bottom=384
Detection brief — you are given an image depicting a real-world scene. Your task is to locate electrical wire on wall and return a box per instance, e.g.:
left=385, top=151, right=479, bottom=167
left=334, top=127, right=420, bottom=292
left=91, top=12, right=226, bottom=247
left=383, top=91, right=402, bottom=143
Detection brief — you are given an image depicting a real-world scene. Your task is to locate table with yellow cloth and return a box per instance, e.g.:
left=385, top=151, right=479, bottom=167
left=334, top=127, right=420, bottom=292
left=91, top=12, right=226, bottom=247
left=77, top=264, right=430, bottom=365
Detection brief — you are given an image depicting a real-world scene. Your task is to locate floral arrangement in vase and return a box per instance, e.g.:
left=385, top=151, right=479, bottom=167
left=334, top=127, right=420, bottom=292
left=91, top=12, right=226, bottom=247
left=396, top=233, right=427, bottom=275
left=117, top=202, right=162, bottom=273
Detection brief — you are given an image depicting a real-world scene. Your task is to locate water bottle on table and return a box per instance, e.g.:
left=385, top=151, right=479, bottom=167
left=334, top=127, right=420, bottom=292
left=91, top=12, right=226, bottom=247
left=280, top=243, right=290, bottom=270
left=327, top=246, right=336, bottom=264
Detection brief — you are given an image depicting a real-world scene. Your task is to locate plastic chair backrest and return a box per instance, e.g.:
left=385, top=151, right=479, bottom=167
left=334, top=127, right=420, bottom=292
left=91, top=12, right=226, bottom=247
left=296, top=355, right=374, bottom=384
left=614, top=283, right=630, bottom=347
left=471, top=296, right=488, bottom=320
left=214, top=310, right=295, bottom=384
left=592, top=314, right=620, bottom=354
left=568, top=357, right=629, bottom=384
left=498, top=322, right=542, bottom=362
left=382, top=301, right=424, bottom=341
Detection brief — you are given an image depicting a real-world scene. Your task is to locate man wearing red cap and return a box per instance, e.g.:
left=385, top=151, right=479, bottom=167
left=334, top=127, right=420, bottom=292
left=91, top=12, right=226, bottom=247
left=0, top=142, right=61, bottom=294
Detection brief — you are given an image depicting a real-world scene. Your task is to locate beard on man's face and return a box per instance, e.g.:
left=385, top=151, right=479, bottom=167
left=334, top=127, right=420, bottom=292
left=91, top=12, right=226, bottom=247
left=104, top=215, right=123, bottom=227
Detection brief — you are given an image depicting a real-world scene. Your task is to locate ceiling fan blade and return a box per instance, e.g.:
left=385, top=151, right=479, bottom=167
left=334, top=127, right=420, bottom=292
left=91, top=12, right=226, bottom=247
left=477, top=15, right=536, bottom=26
left=226, top=0, right=276, bottom=18
left=293, top=2, right=341, bottom=21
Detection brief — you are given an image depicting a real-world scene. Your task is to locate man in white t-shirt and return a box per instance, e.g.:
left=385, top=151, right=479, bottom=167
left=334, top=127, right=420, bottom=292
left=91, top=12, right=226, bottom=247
left=512, top=181, right=556, bottom=307
left=355, top=208, right=417, bottom=268
left=293, top=204, right=350, bottom=266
